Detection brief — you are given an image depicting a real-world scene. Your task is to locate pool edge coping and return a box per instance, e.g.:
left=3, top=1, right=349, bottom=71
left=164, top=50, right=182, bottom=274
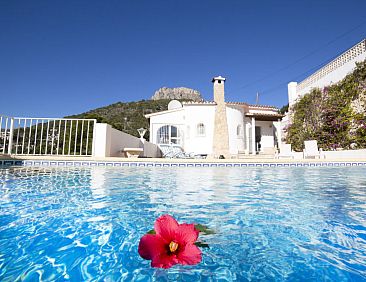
left=1, top=157, right=366, bottom=168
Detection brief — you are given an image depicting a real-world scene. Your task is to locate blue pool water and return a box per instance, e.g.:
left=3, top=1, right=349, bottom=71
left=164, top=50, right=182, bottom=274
left=0, top=166, right=366, bottom=281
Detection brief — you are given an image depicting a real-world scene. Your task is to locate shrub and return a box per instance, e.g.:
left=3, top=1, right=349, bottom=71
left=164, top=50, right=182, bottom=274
left=286, top=59, right=366, bottom=151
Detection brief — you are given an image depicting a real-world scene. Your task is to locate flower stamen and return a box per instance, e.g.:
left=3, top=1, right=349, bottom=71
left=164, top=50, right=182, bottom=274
left=169, top=241, right=179, bottom=253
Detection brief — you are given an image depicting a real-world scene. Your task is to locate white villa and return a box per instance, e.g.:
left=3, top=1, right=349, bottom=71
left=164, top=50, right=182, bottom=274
left=145, top=76, right=284, bottom=157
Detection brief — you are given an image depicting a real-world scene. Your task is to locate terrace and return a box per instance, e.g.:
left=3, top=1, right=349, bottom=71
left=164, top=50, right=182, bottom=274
left=1, top=114, right=366, bottom=167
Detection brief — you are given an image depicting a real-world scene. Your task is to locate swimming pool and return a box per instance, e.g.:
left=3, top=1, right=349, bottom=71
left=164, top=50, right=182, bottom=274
left=1, top=166, right=366, bottom=281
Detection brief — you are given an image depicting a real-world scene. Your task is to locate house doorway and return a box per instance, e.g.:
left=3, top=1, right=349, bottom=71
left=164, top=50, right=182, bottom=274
left=255, top=126, right=261, bottom=153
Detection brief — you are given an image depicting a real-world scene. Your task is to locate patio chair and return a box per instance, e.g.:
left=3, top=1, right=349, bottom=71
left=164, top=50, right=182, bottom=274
left=303, top=140, right=323, bottom=159
left=275, top=144, right=294, bottom=159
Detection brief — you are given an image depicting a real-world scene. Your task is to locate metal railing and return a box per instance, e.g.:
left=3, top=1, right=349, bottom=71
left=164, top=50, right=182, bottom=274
left=0, top=115, right=96, bottom=156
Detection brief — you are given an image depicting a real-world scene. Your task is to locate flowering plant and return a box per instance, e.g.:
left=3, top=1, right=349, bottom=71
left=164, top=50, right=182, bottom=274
left=138, top=214, right=211, bottom=269
left=286, top=60, right=366, bottom=151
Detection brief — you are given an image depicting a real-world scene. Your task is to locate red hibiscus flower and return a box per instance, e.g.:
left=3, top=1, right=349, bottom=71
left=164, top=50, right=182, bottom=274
left=138, top=214, right=202, bottom=268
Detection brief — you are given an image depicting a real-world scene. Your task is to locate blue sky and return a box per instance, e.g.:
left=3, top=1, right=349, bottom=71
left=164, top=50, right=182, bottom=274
left=1, top=0, right=365, bottom=117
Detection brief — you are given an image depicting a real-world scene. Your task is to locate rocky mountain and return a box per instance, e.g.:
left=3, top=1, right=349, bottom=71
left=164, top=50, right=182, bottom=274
left=151, top=87, right=203, bottom=102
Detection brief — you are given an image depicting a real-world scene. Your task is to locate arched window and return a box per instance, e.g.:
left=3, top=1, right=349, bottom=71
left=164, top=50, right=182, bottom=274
left=157, top=125, right=181, bottom=144
left=197, top=123, right=205, bottom=136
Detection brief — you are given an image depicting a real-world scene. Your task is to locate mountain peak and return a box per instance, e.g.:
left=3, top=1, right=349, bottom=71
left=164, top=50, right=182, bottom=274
left=151, top=87, right=203, bottom=102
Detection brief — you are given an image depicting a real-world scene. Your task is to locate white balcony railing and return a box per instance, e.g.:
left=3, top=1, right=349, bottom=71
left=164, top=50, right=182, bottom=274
left=0, top=115, right=96, bottom=156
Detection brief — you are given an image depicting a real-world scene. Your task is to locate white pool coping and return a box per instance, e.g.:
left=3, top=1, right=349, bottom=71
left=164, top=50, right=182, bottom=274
left=1, top=155, right=366, bottom=168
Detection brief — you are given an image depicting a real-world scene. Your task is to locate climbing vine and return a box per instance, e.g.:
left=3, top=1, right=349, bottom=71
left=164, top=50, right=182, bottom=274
left=286, top=59, right=366, bottom=151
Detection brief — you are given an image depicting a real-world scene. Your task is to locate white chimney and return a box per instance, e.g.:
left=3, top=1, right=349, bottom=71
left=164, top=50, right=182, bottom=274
left=212, top=76, right=226, bottom=104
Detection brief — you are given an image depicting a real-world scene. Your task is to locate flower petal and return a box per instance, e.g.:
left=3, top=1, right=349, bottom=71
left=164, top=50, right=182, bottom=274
left=177, top=244, right=202, bottom=265
left=151, top=253, right=179, bottom=269
left=138, top=234, right=165, bottom=260
left=175, top=223, right=199, bottom=245
left=154, top=214, right=179, bottom=241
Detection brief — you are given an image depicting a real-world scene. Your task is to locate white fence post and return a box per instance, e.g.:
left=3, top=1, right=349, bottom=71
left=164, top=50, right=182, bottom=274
left=7, top=118, right=14, bottom=155
left=92, top=120, right=97, bottom=157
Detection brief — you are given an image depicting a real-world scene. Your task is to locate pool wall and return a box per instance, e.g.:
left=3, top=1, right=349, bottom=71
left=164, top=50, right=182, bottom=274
left=1, top=159, right=366, bottom=168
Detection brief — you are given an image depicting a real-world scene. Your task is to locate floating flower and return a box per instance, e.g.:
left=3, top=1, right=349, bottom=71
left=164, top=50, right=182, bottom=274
left=138, top=214, right=202, bottom=269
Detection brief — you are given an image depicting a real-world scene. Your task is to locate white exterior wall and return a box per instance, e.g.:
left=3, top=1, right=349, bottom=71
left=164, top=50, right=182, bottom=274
left=272, top=120, right=282, bottom=149
left=149, top=109, right=185, bottom=145
left=296, top=53, right=366, bottom=102
left=148, top=105, right=216, bottom=155
left=94, top=123, right=160, bottom=158
left=226, top=105, right=245, bottom=154
left=244, top=117, right=252, bottom=153
left=322, top=149, right=366, bottom=159
left=109, top=127, right=142, bottom=157
left=288, top=82, right=298, bottom=106
left=94, top=123, right=111, bottom=158
left=289, top=39, right=366, bottom=106
left=183, top=105, right=215, bottom=154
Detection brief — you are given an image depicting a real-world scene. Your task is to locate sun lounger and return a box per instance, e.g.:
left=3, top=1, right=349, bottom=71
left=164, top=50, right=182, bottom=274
left=303, top=140, right=323, bottom=159
left=159, top=144, right=176, bottom=158
left=275, top=144, right=294, bottom=159
left=159, top=144, right=204, bottom=159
